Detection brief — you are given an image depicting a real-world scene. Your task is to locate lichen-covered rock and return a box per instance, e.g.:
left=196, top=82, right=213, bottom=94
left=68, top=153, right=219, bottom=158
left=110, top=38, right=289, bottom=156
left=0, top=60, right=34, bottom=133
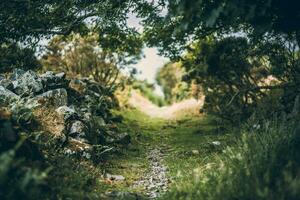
left=55, top=106, right=78, bottom=121
left=105, top=132, right=131, bottom=145
left=0, top=86, right=20, bottom=106
left=0, top=77, right=13, bottom=90
left=69, top=120, right=87, bottom=141
left=40, top=71, right=69, bottom=90
left=33, top=88, right=67, bottom=107
left=92, top=116, right=106, bottom=127
left=12, top=70, right=43, bottom=96
left=10, top=68, right=26, bottom=80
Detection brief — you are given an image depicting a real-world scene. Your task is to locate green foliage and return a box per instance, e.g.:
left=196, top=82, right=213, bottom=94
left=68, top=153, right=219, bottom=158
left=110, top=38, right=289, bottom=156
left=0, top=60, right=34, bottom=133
left=46, top=155, right=102, bottom=199
left=0, top=0, right=152, bottom=44
left=0, top=43, right=40, bottom=73
left=0, top=0, right=151, bottom=73
left=144, top=0, right=300, bottom=57
left=181, top=36, right=299, bottom=123
left=42, top=33, right=140, bottom=91
left=163, top=118, right=300, bottom=200
left=0, top=135, right=47, bottom=200
left=171, top=81, right=191, bottom=102
left=156, top=62, right=191, bottom=104
left=143, top=1, right=300, bottom=122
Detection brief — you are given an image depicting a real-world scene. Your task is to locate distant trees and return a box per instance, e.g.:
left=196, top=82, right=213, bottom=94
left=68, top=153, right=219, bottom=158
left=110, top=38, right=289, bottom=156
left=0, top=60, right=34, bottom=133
left=156, top=62, right=192, bottom=104
left=41, top=33, right=142, bottom=93
left=143, top=0, right=300, bottom=121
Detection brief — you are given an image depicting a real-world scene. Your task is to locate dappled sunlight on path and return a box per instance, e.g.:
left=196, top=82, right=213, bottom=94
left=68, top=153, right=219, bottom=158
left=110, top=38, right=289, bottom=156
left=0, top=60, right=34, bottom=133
left=128, top=90, right=204, bottom=119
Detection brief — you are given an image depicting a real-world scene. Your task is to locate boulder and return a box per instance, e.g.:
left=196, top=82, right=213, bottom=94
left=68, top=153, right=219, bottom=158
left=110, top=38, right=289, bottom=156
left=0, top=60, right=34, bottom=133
left=55, top=72, right=66, bottom=79
left=33, top=88, right=67, bottom=107
left=0, top=74, right=4, bottom=81
left=106, top=174, right=125, bottom=181
left=0, top=78, right=13, bottom=90
left=55, top=106, right=78, bottom=121
left=92, top=116, right=106, bottom=127
left=10, top=68, right=26, bottom=80
left=40, top=71, right=69, bottom=90
left=12, top=70, right=43, bottom=96
left=0, top=86, right=20, bottom=106
left=105, top=132, right=131, bottom=145
left=69, top=120, right=87, bottom=140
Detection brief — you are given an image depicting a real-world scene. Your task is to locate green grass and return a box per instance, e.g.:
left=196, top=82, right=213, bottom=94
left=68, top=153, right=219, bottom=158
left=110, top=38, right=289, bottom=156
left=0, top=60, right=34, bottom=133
left=3, top=107, right=298, bottom=199
left=112, top=108, right=235, bottom=197
left=162, top=117, right=300, bottom=200
left=113, top=109, right=300, bottom=200
left=158, top=116, right=236, bottom=192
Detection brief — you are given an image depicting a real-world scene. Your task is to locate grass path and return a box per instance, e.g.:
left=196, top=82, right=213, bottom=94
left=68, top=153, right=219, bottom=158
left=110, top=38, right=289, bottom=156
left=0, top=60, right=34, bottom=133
left=101, top=108, right=235, bottom=199
left=128, top=90, right=204, bottom=119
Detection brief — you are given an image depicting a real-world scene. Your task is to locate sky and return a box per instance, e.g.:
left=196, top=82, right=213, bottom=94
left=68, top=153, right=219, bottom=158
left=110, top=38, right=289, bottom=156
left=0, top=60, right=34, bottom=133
left=127, top=13, right=169, bottom=96
left=135, top=48, right=169, bottom=83
left=127, top=13, right=169, bottom=84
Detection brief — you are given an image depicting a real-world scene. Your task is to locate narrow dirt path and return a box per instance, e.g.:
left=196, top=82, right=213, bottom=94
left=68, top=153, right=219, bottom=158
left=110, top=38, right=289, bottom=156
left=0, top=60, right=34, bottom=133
left=132, top=146, right=171, bottom=199
left=128, top=90, right=203, bottom=119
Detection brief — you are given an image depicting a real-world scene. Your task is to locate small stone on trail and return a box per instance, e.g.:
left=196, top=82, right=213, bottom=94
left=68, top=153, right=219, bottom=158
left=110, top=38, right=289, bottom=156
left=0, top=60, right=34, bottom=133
left=33, top=88, right=68, bottom=107
left=56, top=106, right=78, bottom=120
left=212, top=141, right=221, bottom=146
left=192, top=149, right=200, bottom=155
left=69, top=121, right=86, bottom=136
left=106, top=174, right=125, bottom=181
left=132, top=147, right=170, bottom=199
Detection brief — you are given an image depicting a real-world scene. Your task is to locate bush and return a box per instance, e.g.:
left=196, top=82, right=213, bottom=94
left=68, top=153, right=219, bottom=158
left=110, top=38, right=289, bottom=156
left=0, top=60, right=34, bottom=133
left=0, top=100, right=48, bottom=200
left=163, top=117, right=300, bottom=200
left=0, top=139, right=48, bottom=200
left=0, top=43, right=40, bottom=73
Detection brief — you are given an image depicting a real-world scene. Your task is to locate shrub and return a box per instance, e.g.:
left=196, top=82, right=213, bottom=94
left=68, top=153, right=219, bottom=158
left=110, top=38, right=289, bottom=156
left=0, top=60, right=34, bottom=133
left=0, top=138, right=48, bottom=200
left=0, top=43, right=40, bottom=73
left=41, top=33, right=130, bottom=93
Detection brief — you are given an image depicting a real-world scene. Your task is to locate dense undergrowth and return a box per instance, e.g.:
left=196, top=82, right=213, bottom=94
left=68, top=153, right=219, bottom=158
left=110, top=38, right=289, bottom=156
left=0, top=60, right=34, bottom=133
left=163, top=116, right=300, bottom=200
left=1, top=99, right=300, bottom=199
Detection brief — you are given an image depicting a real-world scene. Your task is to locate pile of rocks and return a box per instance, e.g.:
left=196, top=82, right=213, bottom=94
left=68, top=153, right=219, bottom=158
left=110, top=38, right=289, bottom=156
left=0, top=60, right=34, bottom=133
left=132, top=147, right=170, bottom=199
left=0, top=69, right=130, bottom=158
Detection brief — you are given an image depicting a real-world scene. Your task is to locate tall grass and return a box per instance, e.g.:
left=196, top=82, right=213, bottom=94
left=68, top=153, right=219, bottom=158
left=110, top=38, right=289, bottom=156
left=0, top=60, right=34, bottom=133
left=163, top=117, right=300, bottom=200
